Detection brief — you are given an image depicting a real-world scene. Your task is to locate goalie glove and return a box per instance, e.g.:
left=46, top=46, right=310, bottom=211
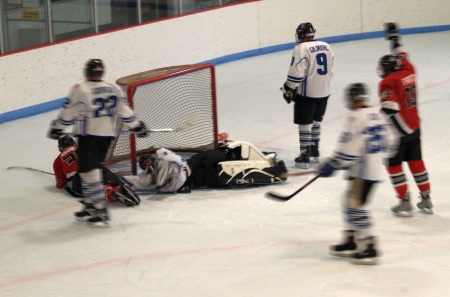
left=130, top=121, right=148, bottom=138
left=280, top=83, right=296, bottom=104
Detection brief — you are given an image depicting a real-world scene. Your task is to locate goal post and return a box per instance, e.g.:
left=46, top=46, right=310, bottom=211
left=105, top=63, right=218, bottom=175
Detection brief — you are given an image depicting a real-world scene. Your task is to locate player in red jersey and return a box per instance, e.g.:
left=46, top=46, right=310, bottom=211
left=53, top=135, right=82, bottom=197
left=53, top=136, right=141, bottom=208
left=378, top=23, right=432, bottom=217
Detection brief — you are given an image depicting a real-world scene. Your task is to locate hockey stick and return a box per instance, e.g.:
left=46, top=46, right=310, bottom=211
left=164, top=112, right=199, bottom=132
left=65, top=113, right=200, bottom=135
left=280, top=170, right=320, bottom=178
left=6, top=166, right=54, bottom=176
left=265, top=173, right=321, bottom=202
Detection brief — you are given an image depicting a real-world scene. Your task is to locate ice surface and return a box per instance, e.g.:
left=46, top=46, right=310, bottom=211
left=1, top=31, right=450, bottom=297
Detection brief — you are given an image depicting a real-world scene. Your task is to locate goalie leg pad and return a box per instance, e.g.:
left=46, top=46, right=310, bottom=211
left=217, top=160, right=287, bottom=186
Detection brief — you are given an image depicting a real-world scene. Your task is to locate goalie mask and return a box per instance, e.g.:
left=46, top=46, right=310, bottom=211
left=58, top=135, right=76, bottom=151
left=344, top=83, right=369, bottom=110
left=85, top=59, right=104, bottom=79
left=377, top=54, right=400, bottom=78
left=139, top=154, right=155, bottom=171
left=295, top=22, right=316, bottom=43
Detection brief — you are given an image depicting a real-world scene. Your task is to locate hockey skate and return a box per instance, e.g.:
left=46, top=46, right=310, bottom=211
left=351, top=236, right=380, bottom=265
left=310, top=142, right=320, bottom=163
left=417, top=190, right=433, bottom=214
left=391, top=194, right=413, bottom=217
left=74, top=200, right=95, bottom=222
left=86, top=203, right=110, bottom=228
left=295, top=151, right=310, bottom=169
left=330, top=230, right=357, bottom=257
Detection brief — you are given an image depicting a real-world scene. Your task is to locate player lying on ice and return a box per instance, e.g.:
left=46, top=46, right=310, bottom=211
left=120, top=140, right=288, bottom=193
left=54, top=135, right=141, bottom=207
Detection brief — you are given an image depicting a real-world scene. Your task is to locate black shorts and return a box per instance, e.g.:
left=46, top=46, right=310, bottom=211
left=388, top=129, right=422, bottom=166
left=77, top=136, right=113, bottom=173
left=294, top=95, right=329, bottom=125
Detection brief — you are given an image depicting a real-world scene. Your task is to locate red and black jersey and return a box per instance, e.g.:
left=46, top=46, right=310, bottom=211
left=378, top=51, right=421, bottom=135
left=53, top=145, right=79, bottom=189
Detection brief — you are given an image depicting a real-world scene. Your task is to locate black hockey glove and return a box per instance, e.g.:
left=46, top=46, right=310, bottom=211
left=384, top=22, right=399, bottom=41
left=280, top=83, right=296, bottom=104
left=47, top=119, right=63, bottom=139
left=131, top=121, right=149, bottom=138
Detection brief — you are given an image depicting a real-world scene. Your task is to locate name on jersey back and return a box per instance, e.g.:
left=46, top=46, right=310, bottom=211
left=91, top=86, right=113, bottom=95
left=309, top=45, right=329, bottom=53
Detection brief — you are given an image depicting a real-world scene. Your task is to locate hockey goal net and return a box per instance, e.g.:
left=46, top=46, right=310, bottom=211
left=105, top=63, right=218, bottom=175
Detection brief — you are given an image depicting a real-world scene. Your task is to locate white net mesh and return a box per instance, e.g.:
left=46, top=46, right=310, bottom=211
left=106, top=64, right=217, bottom=175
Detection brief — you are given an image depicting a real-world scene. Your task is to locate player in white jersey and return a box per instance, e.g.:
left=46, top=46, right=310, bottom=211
left=281, top=22, right=334, bottom=169
left=121, top=148, right=190, bottom=193
left=47, top=59, right=148, bottom=227
left=318, top=83, right=394, bottom=265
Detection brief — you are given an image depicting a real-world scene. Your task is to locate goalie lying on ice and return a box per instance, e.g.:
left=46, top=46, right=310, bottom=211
left=120, top=140, right=288, bottom=193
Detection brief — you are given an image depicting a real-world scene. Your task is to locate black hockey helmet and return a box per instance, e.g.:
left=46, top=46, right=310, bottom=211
left=377, top=54, right=400, bottom=78
left=344, top=83, right=369, bottom=110
left=58, top=135, right=76, bottom=151
left=84, top=59, right=104, bottom=79
left=295, top=22, right=316, bottom=43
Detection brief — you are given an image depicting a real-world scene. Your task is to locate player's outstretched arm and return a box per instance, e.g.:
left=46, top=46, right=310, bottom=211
left=384, top=22, right=401, bottom=52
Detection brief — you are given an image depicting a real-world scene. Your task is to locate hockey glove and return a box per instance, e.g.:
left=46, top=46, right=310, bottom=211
left=384, top=22, right=399, bottom=41
left=131, top=121, right=149, bottom=138
left=280, top=83, right=296, bottom=104
left=319, top=158, right=340, bottom=178
left=47, top=119, right=64, bottom=140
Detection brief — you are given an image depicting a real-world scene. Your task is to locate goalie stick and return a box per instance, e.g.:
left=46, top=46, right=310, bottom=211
left=265, top=173, right=321, bottom=202
left=6, top=166, right=54, bottom=176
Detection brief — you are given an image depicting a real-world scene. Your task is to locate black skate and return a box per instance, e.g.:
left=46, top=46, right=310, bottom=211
left=74, top=200, right=95, bottom=222
left=310, top=142, right=320, bottom=163
left=87, top=203, right=110, bottom=228
left=330, top=230, right=357, bottom=257
left=351, top=236, right=380, bottom=265
left=295, top=151, right=310, bottom=169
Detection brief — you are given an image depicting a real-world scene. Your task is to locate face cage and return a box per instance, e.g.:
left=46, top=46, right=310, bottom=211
left=376, top=64, right=386, bottom=78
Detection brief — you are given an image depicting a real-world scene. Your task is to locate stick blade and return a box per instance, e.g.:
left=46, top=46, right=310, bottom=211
left=264, top=191, right=291, bottom=202
left=6, top=166, right=54, bottom=175
left=175, top=113, right=199, bottom=132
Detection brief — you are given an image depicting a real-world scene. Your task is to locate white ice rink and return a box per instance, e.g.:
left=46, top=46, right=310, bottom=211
left=1, top=31, right=450, bottom=297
